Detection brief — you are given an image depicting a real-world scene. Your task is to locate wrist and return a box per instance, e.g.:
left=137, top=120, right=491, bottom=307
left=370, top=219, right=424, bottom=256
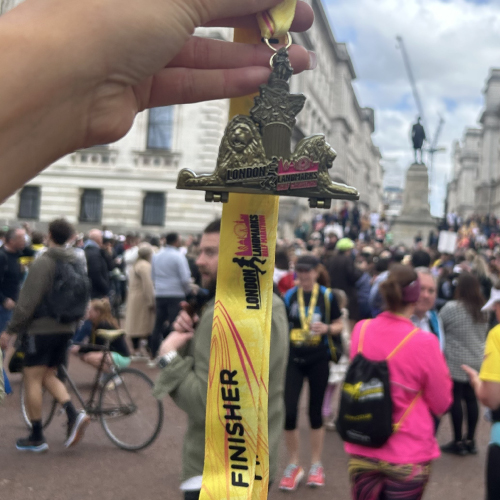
left=157, top=350, right=178, bottom=369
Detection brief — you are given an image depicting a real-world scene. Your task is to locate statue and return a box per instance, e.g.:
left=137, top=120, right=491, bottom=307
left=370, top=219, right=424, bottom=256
left=411, top=117, right=426, bottom=164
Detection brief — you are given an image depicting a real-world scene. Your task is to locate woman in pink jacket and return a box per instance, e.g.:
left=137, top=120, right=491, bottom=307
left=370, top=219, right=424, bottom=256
left=345, top=264, right=453, bottom=500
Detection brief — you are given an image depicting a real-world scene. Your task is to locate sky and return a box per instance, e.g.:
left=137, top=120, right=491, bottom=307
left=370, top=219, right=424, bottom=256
left=324, top=0, right=500, bottom=215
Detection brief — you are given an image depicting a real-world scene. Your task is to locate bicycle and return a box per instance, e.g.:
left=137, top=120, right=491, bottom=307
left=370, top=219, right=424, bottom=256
left=20, top=329, right=164, bottom=451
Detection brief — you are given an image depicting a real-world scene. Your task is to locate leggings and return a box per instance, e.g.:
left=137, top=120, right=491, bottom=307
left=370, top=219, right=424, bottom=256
left=487, top=444, right=500, bottom=500
left=449, top=380, right=479, bottom=442
left=284, top=354, right=329, bottom=430
left=348, top=456, right=431, bottom=500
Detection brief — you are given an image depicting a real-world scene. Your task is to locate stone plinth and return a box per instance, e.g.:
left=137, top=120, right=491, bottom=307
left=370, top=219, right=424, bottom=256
left=391, top=163, right=436, bottom=247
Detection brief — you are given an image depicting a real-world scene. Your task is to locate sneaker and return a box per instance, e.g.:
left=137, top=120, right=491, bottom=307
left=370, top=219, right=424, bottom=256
left=441, top=440, right=467, bottom=456
left=306, top=463, right=325, bottom=487
left=65, top=411, right=90, bottom=448
left=325, top=419, right=336, bottom=431
left=465, top=440, right=478, bottom=455
left=16, top=437, right=49, bottom=453
left=279, top=464, right=304, bottom=491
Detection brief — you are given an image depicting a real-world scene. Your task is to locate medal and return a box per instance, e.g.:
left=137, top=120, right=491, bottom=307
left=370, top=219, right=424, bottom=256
left=177, top=42, right=359, bottom=209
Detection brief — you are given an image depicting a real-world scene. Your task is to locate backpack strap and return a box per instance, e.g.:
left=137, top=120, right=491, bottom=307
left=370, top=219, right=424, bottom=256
left=393, top=391, right=422, bottom=432
left=324, top=287, right=331, bottom=324
left=357, top=319, right=372, bottom=354
left=387, top=327, right=421, bottom=432
left=386, top=327, right=419, bottom=360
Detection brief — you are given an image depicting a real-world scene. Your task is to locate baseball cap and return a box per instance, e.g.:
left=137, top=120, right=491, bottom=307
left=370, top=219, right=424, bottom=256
left=336, top=238, right=354, bottom=252
left=482, top=287, right=500, bottom=312
left=295, top=255, right=320, bottom=272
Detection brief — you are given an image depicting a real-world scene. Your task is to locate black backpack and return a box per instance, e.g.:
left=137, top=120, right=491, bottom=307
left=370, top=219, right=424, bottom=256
left=336, top=320, right=420, bottom=448
left=36, top=255, right=90, bottom=323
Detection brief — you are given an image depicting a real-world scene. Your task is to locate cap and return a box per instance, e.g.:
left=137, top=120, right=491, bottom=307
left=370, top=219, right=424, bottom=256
left=295, top=255, right=320, bottom=272
left=482, top=287, right=500, bottom=312
left=336, top=238, right=354, bottom=252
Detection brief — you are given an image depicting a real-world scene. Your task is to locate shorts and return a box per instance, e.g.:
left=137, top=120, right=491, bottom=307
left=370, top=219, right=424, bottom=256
left=24, top=333, right=73, bottom=368
left=111, top=352, right=131, bottom=369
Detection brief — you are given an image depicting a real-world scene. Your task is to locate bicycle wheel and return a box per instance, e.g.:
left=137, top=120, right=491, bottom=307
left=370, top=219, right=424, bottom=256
left=98, top=368, right=163, bottom=451
left=20, top=382, right=58, bottom=430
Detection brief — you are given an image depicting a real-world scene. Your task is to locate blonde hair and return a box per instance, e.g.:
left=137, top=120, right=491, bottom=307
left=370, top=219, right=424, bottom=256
left=89, top=298, right=118, bottom=329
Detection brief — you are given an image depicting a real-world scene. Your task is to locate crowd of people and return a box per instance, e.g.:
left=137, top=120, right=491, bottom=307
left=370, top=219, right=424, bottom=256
left=1, top=208, right=500, bottom=499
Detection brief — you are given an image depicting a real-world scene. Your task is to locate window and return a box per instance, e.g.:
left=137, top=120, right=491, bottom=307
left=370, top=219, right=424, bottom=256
left=142, top=192, right=166, bottom=226
left=147, top=107, right=174, bottom=150
left=18, top=186, right=41, bottom=220
left=79, top=189, right=102, bottom=223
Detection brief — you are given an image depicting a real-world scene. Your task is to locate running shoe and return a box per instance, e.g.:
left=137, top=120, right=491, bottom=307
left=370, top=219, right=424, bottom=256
left=16, top=437, right=49, bottom=453
left=306, top=463, right=325, bottom=487
left=440, top=440, right=467, bottom=456
left=65, top=410, right=90, bottom=448
left=279, top=464, right=304, bottom=491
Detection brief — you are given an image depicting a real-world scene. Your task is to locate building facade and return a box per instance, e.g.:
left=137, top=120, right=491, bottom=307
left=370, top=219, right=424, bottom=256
left=1, top=0, right=383, bottom=235
left=447, top=69, right=500, bottom=218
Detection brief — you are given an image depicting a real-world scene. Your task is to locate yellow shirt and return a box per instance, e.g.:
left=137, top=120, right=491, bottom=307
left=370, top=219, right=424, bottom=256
left=480, top=325, right=500, bottom=383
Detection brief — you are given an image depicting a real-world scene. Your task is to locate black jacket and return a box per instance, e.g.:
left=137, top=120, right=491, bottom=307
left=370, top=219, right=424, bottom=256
left=84, top=245, right=110, bottom=299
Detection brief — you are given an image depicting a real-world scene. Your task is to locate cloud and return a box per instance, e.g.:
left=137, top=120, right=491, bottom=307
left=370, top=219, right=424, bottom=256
left=324, top=0, right=500, bottom=215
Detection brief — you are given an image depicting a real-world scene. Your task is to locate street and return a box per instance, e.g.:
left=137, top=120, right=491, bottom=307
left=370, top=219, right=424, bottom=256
left=0, top=358, right=490, bottom=500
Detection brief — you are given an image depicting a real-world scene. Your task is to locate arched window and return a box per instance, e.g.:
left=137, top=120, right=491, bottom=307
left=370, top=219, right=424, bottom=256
left=18, top=186, right=41, bottom=220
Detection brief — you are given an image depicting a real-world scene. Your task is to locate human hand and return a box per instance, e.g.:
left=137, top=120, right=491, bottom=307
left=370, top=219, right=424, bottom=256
left=70, top=344, right=80, bottom=355
left=159, top=331, right=194, bottom=355
left=3, top=298, right=15, bottom=311
left=310, top=322, right=329, bottom=336
left=462, top=364, right=480, bottom=392
left=24, top=0, right=314, bottom=150
left=173, top=303, right=199, bottom=333
left=0, top=332, right=9, bottom=350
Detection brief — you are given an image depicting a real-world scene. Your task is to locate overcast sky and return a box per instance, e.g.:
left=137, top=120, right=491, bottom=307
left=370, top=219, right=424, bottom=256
left=324, top=0, right=500, bottom=215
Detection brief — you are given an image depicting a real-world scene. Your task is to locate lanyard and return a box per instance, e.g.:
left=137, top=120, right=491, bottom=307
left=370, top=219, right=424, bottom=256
left=297, top=283, right=319, bottom=332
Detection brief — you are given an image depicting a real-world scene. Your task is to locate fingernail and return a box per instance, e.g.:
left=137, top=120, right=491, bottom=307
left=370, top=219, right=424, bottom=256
left=308, top=51, right=317, bottom=70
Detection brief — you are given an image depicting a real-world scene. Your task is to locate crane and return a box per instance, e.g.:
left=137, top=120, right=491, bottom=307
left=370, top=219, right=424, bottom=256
left=396, top=36, right=446, bottom=191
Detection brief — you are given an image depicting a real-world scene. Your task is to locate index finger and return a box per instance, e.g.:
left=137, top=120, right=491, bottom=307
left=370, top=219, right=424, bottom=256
left=204, top=1, right=314, bottom=33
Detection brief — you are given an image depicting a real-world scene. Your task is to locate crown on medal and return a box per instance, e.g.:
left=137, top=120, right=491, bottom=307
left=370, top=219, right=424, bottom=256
left=176, top=47, right=359, bottom=209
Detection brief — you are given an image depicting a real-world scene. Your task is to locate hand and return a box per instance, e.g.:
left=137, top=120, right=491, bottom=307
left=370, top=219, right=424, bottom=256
left=70, top=344, right=80, bottom=355
left=0, top=332, right=9, bottom=350
left=159, top=331, right=194, bottom=356
left=310, top=322, right=329, bottom=336
left=173, top=305, right=199, bottom=334
left=3, top=298, right=15, bottom=310
left=462, top=364, right=480, bottom=392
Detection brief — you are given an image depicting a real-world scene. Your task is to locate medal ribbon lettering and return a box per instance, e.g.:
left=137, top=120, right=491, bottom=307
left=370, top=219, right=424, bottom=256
left=199, top=6, right=297, bottom=499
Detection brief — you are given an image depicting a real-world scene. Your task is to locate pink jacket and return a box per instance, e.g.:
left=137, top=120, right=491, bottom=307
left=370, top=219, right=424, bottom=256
left=344, top=312, right=453, bottom=464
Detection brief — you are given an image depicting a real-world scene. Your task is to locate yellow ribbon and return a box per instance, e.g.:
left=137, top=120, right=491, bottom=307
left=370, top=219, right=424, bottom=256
left=257, top=0, right=298, bottom=39
left=199, top=3, right=297, bottom=497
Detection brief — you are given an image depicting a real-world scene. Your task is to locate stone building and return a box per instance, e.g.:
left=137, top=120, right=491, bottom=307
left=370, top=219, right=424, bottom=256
left=447, top=69, right=500, bottom=217
left=0, top=0, right=383, bottom=235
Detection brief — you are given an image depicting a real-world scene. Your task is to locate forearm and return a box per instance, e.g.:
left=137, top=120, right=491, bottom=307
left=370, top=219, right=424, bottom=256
left=329, top=318, right=343, bottom=335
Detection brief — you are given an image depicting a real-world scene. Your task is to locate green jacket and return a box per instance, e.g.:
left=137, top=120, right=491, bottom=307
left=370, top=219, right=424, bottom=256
left=153, top=294, right=289, bottom=483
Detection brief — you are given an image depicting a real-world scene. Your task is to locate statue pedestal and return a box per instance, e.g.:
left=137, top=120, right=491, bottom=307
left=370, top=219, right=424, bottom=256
left=391, top=163, right=436, bottom=247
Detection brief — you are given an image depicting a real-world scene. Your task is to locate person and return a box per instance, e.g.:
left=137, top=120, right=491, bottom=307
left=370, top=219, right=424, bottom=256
left=124, top=243, right=155, bottom=357
left=84, top=229, right=111, bottom=299
left=345, top=264, right=452, bottom=500
left=279, top=254, right=343, bottom=491
left=463, top=284, right=500, bottom=500
left=4, top=219, right=90, bottom=452
left=412, top=267, right=445, bottom=350
left=439, top=272, right=488, bottom=455
left=322, top=288, right=350, bottom=430
left=326, top=237, right=362, bottom=330
left=0, top=0, right=314, bottom=202
left=152, top=220, right=289, bottom=500
left=150, top=233, right=192, bottom=358
left=71, top=298, right=131, bottom=376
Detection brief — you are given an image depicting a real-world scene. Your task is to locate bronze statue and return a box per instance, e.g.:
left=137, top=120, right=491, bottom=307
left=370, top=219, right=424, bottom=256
left=411, top=117, right=426, bottom=164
